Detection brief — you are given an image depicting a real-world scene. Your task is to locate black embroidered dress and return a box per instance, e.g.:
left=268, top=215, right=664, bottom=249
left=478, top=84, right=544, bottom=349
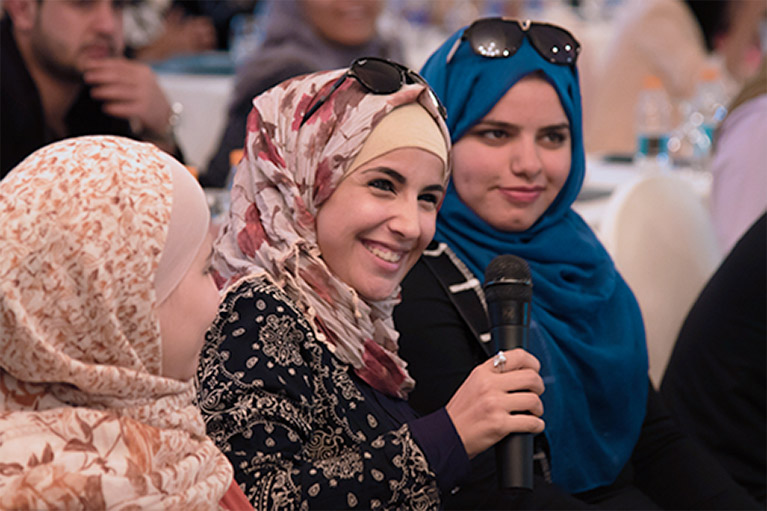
left=197, top=276, right=470, bottom=510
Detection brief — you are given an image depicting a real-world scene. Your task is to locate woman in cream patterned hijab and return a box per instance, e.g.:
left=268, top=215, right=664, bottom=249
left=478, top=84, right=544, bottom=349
left=0, top=136, right=243, bottom=509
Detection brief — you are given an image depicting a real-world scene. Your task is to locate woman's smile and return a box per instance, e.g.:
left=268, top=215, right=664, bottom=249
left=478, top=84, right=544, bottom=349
left=362, top=239, right=406, bottom=265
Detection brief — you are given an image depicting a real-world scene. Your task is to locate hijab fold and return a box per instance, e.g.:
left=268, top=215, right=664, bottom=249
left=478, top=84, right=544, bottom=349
left=213, top=70, right=450, bottom=400
left=0, top=136, right=232, bottom=509
left=422, top=31, right=648, bottom=493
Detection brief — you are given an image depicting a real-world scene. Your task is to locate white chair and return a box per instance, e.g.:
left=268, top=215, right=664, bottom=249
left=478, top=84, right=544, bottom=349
left=599, top=172, right=722, bottom=386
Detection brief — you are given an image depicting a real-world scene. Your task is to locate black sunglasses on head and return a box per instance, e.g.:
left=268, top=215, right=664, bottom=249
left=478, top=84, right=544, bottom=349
left=448, top=18, right=581, bottom=66
left=300, top=57, right=447, bottom=128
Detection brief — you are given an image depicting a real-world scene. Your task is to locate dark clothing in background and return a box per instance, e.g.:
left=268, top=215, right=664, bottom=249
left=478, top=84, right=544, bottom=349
left=662, top=213, right=767, bottom=505
left=1, top=17, right=134, bottom=179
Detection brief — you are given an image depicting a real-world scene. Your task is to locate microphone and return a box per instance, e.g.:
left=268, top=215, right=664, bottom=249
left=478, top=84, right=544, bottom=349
left=483, top=254, right=533, bottom=490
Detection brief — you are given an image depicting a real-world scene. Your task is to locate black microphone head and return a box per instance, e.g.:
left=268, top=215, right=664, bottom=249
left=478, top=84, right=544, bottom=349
left=483, top=255, right=532, bottom=303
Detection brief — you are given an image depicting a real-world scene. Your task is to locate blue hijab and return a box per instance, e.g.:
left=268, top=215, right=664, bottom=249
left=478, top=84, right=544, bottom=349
left=422, top=28, right=648, bottom=493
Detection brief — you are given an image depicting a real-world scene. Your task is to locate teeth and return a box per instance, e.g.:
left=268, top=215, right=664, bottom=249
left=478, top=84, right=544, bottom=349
left=365, top=243, right=403, bottom=263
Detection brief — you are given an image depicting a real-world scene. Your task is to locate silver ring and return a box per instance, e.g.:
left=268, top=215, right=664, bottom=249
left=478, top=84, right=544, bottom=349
left=493, top=350, right=507, bottom=372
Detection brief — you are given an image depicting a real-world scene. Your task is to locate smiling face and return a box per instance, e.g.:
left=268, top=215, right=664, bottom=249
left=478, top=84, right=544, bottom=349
left=302, top=0, right=383, bottom=47
left=452, top=75, right=571, bottom=232
left=315, top=147, right=445, bottom=302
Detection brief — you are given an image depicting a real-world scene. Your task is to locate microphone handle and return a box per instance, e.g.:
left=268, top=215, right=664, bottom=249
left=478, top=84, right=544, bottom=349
left=493, top=323, right=533, bottom=490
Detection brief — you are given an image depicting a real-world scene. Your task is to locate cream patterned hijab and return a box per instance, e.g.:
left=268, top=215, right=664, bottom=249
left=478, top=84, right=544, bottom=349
left=212, top=69, right=450, bottom=399
left=0, top=136, right=232, bottom=509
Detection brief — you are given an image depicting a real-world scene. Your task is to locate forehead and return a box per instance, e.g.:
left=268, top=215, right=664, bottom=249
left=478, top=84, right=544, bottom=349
left=347, top=147, right=445, bottom=184
left=485, top=76, right=566, bottom=122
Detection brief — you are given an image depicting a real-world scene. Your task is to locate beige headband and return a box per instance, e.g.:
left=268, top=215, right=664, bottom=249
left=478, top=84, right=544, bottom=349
left=346, top=103, right=449, bottom=179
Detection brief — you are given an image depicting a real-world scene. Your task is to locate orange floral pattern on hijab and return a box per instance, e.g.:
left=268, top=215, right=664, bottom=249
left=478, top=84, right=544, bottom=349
left=0, top=136, right=232, bottom=509
left=212, top=69, right=450, bottom=399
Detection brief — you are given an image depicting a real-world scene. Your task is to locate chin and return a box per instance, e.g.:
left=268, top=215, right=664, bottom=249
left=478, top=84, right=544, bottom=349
left=357, top=286, right=397, bottom=303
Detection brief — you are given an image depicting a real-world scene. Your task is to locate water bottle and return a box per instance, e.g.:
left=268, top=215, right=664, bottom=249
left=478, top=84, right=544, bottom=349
left=635, top=75, right=672, bottom=170
left=694, top=67, right=728, bottom=148
left=670, top=66, right=729, bottom=169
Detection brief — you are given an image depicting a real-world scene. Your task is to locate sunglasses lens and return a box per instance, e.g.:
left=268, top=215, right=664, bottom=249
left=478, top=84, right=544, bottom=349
left=353, top=58, right=402, bottom=94
left=527, top=25, right=580, bottom=65
left=467, top=19, right=522, bottom=58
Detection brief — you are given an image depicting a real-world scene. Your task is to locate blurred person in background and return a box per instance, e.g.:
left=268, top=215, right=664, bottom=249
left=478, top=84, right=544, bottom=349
left=123, top=0, right=218, bottom=62
left=1, top=0, right=182, bottom=179
left=585, top=0, right=765, bottom=156
left=201, top=0, right=402, bottom=188
left=709, top=57, right=767, bottom=255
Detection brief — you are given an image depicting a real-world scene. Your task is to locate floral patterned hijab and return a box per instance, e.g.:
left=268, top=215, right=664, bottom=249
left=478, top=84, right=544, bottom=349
left=212, top=69, right=450, bottom=399
left=0, top=136, right=233, bottom=509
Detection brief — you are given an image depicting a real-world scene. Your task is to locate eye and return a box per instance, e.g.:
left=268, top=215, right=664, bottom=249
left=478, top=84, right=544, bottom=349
left=418, top=192, right=440, bottom=206
left=478, top=128, right=509, bottom=141
left=470, top=126, right=515, bottom=147
left=539, top=127, right=570, bottom=148
left=368, top=178, right=396, bottom=193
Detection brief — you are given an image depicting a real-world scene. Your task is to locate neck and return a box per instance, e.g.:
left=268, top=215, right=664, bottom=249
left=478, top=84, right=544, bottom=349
left=15, top=34, right=82, bottom=137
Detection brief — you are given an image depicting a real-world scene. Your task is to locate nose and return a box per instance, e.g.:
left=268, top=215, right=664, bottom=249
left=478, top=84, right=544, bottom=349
left=510, top=136, right=542, bottom=179
left=92, top=0, right=120, bottom=35
left=387, top=196, right=421, bottom=241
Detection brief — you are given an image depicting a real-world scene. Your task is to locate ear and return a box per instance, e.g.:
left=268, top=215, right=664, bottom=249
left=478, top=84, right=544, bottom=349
left=4, top=0, right=39, bottom=32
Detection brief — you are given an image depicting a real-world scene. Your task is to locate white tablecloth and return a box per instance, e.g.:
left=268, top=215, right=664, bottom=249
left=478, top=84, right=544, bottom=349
left=573, top=158, right=713, bottom=233
left=157, top=72, right=234, bottom=171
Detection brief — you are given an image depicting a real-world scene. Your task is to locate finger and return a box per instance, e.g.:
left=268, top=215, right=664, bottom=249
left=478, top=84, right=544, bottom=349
left=88, top=81, right=141, bottom=100
left=500, top=391, right=545, bottom=417
left=504, top=414, right=545, bottom=435
left=82, top=57, right=128, bottom=74
left=498, top=368, right=545, bottom=395
left=500, top=349, right=541, bottom=372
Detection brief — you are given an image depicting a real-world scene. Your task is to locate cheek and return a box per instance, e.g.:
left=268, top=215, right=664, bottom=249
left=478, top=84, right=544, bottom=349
left=419, top=211, right=437, bottom=247
left=546, top=151, right=571, bottom=188
left=202, top=278, right=220, bottom=322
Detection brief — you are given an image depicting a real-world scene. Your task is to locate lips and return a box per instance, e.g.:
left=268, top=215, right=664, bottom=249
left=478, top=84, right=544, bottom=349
left=499, top=186, right=544, bottom=204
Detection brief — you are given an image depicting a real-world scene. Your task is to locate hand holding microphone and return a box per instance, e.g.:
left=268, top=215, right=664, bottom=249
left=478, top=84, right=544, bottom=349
left=444, top=253, right=543, bottom=481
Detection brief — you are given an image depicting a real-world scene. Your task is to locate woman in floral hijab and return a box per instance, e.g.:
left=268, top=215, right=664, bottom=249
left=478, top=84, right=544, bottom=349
left=197, top=62, right=546, bottom=509
left=0, top=136, right=245, bottom=509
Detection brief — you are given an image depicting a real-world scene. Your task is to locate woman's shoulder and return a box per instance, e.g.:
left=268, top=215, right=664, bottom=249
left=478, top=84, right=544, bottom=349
left=406, top=242, right=484, bottom=300
left=218, top=274, right=304, bottom=324
left=203, top=274, right=318, bottom=374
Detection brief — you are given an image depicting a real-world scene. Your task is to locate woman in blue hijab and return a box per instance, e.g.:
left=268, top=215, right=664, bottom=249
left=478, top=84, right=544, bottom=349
left=395, top=18, right=758, bottom=509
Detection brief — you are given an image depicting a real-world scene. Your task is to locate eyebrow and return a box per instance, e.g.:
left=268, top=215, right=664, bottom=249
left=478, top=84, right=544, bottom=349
left=362, top=167, right=445, bottom=193
left=477, top=120, right=570, bottom=131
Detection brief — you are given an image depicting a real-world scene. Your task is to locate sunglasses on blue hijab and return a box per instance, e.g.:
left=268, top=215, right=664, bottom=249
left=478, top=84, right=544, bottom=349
left=300, top=57, right=447, bottom=127
left=447, top=18, right=581, bottom=66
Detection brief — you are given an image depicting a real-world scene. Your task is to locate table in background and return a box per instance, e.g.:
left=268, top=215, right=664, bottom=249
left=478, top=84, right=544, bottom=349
left=574, top=158, right=713, bottom=236
left=155, top=52, right=235, bottom=172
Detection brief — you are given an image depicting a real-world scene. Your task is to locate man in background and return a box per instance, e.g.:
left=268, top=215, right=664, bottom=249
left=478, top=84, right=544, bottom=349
left=1, top=0, right=181, bottom=178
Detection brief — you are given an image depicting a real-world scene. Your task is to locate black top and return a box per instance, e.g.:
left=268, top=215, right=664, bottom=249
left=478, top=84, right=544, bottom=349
left=662, top=214, right=766, bottom=505
left=1, top=17, right=135, bottom=179
left=196, top=275, right=471, bottom=509
left=394, top=241, right=760, bottom=509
